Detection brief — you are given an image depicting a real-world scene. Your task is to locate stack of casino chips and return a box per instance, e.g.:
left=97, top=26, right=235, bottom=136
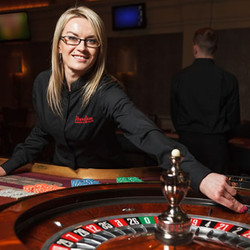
left=23, top=183, right=65, bottom=194
left=71, top=179, right=100, bottom=187
left=116, top=177, right=143, bottom=183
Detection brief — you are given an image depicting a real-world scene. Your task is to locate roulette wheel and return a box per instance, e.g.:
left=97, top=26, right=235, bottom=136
left=0, top=150, right=249, bottom=249
left=0, top=183, right=250, bottom=249
left=0, top=182, right=249, bottom=249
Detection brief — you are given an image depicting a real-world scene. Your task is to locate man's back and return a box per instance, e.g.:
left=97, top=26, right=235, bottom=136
left=171, top=58, right=240, bottom=135
left=170, top=27, right=240, bottom=174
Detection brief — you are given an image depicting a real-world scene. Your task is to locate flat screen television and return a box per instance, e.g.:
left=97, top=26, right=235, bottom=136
left=112, top=3, right=146, bottom=31
left=0, top=11, right=31, bottom=42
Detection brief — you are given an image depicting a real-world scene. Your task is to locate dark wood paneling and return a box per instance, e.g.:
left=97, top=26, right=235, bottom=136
left=216, top=28, right=250, bottom=121
left=107, top=33, right=183, bottom=117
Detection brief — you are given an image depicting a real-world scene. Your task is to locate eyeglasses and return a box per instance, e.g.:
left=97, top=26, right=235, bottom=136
left=60, top=35, right=100, bottom=48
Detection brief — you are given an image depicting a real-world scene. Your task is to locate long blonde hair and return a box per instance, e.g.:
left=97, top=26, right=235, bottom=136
left=47, top=6, right=107, bottom=117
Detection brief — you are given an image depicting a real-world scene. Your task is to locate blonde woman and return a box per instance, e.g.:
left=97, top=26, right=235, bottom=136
left=0, top=6, right=246, bottom=214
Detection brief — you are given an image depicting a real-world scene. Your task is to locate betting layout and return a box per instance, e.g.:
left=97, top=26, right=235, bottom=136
left=43, top=213, right=250, bottom=249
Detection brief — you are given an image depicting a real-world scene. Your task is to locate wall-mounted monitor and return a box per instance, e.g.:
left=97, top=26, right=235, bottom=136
left=0, top=11, right=31, bottom=42
left=112, top=3, right=146, bottom=31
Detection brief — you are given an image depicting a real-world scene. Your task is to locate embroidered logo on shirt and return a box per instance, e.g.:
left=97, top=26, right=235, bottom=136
left=75, top=115, right=94, bottom=124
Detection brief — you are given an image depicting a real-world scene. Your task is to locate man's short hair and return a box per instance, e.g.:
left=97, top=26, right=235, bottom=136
left=193, top=27, right=218, bottom=55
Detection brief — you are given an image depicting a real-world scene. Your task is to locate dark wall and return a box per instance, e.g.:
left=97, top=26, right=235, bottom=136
left=0, top=42, right=51, bottom=109
left=106, top=33, right=183, bottom=117
left=216, top=28, right=250, bottom=121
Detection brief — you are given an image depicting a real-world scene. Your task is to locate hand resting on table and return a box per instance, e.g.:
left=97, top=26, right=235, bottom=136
left=199, top=173, right=247, bottom=214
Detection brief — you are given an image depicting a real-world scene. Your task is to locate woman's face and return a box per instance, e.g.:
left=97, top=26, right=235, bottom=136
left=59, top=17, right=99, bottom=80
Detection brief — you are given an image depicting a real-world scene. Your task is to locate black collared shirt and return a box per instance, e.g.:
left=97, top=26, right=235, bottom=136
left=171, top=58, right=240, bottom=135
left=3, top=70, right=211, bottom=191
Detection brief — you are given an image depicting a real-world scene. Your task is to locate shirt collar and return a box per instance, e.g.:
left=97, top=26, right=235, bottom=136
left=194, top=58, right=215, bottom=64
left=62, top=74, right=89, bottom=93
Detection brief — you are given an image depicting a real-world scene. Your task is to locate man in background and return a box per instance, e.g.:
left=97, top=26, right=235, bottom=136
left=171, top=27, right=240, bottom=174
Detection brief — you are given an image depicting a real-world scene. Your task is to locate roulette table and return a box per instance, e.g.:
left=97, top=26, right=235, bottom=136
left=0, top=174, right=250, bottom=249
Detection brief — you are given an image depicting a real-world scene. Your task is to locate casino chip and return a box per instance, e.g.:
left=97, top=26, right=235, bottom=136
left=71, top=179, right=100, bottom=187
left=23, top=183, right=65, bottom=194
left=116, top=177, right=143, bottom=183
left=0, top=188, right=35, bottom=198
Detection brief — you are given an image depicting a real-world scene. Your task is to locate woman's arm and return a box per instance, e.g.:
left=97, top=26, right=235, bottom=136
left=100, top=81, right=246, bottom=213
left=1, top=124, right=51, bottom=174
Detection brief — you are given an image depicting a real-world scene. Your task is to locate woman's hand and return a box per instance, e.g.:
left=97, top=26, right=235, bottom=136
left=0, top=166, right=6, bottom=176
left=199, top=173, right=247, bottom=213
